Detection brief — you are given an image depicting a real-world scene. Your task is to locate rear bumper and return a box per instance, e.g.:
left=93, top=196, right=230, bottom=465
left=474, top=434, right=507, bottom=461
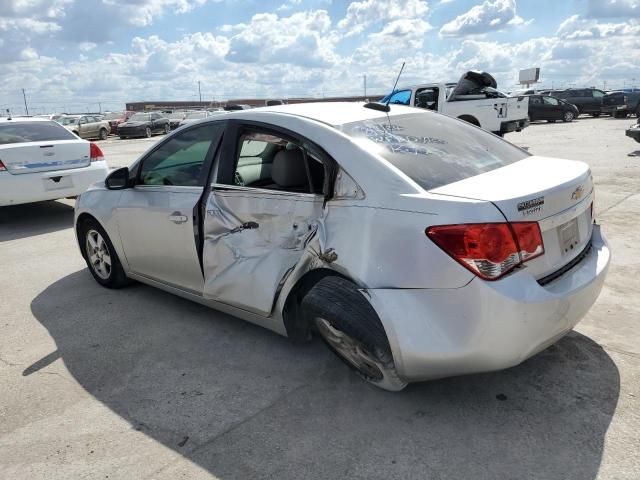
left=366, top=224, right=610, bottom=382
left=500, top=118, right=528, bottom=134
left=602, top=104, right=628, bottom=113
left=0, top=161, right=109, bottom=206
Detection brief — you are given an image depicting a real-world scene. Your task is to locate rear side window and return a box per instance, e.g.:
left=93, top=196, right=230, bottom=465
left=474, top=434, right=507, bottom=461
left=0, top=121, right=77, bottom=145
left=340, top=113, right=529, bottom=191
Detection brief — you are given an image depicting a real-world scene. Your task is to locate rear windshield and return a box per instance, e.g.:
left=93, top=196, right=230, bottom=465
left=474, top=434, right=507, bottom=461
left=340, top=112, right=529, bottom=190
left=0, top=121, right=78, bottom=145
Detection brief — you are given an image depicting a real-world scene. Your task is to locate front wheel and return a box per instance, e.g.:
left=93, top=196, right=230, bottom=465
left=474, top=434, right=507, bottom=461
left=79, top=218, right=130, bottom=288
left=563, top=111, right=574, bottom=122
left=164, top=123, right=170, bottom=134
left=547, top=119, right=557, bottom=123
left=145, top=127, right=152, bottom=138
left=301, top=276, right=407, bottom=392
left=99, top=128, right=108, bottom=140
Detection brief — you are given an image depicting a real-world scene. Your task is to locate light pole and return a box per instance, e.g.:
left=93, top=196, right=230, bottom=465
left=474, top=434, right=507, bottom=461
left=22, top=88, right=29, bottom=115
left=198, top=81, right=202, bottom=107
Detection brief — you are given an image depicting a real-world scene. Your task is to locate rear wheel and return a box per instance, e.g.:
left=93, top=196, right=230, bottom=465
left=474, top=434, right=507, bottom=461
left=99, top=128, right=108, bottom=140
left=301, top=276, right=407, bottom=392
left=590, top=112, right=601, bottom=118
left=563, top=111, right=574, bottom=122
left=614, top=111, right=628, bottom=119
left=119, top=135, right=127, bottom=140
left=79, top=218, right=130, bottom=288
left=145, top=127, right=152, bottom=138
left=636, top=106, right=640, bottom=118
left=547, top=119, right=557, bottom=123
left=164, top=123, right=170, bottom=134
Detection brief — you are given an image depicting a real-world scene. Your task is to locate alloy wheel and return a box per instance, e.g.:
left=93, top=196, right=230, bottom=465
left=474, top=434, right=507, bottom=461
left=86, top=229, right=112, bottom=280
left=564, top=111, right=574, bottom=122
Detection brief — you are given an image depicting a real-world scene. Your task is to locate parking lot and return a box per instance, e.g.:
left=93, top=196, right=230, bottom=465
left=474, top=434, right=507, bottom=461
left=1, top=116, right=639, bottom=479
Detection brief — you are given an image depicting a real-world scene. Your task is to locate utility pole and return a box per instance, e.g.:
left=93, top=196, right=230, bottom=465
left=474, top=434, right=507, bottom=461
left=363, top=75, right=367, bottom=98
left=22, top=88, right=29, bottom=115
left=98, top=102, right=102, bottom=113
left=198, top=81, right=202, bottom=107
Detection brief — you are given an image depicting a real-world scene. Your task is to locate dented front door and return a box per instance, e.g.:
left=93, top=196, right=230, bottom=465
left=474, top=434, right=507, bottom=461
left=202, top=186, right=324, bottom=316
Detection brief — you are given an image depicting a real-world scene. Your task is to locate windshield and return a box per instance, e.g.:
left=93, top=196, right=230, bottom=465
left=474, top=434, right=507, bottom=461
left=0, top=121, right=78, bottom=145
left=340, top=112, right=529, bottom=190
left=185, top=112, right=206, bottom=119
left=129, top=114, right=150, bottom=121
left=60, top=117, right=79, bottom=126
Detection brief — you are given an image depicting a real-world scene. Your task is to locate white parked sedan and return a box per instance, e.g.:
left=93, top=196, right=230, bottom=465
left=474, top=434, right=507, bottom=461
left=0, top=117, right=109, bottom=206
left=74, top=102, right=610, bottom=391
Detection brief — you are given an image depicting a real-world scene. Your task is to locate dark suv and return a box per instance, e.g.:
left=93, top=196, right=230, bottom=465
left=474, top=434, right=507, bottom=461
left=541, top=88, right=606, bottom=116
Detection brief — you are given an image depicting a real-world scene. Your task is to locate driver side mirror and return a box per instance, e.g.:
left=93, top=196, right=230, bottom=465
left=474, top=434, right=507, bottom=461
left=105, top=167, right=131, bottom=190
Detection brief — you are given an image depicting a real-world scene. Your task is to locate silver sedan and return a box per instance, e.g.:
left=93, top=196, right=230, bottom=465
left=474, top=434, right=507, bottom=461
left=75, top=102, right=610, bottom=391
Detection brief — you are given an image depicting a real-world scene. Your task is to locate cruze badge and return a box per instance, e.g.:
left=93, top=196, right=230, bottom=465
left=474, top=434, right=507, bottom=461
left=571, top=185, right=584, bottom=201
left=517, top=196, right=544, bottom=216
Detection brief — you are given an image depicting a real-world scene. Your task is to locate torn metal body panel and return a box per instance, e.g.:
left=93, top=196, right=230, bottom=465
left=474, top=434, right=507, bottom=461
left=202, top=186, right=324, bottom=316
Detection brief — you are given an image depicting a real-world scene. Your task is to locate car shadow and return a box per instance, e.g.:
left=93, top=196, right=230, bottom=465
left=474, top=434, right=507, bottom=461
left=0, top=200, right=74, bottom=242
left=30, top=270, right=620, bottom=480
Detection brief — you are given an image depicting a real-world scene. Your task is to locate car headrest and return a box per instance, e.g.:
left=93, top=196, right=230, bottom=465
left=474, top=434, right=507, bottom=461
left=271, top=148, right=307, bottom=188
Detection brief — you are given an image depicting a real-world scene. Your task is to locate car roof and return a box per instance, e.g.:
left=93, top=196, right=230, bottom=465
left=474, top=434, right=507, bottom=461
left=0, top=116, right=52, bottom=123
left=229, top=102, right=416, bottom=127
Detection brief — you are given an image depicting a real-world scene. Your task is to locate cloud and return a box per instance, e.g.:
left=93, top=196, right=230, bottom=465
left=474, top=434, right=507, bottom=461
left=556, top=14, right=640, bottom=39
left=439, top=0, right=529, bottom=37
left=586, top=0, right=640, bottom=18
left=338, top=0, right=429, bottom=35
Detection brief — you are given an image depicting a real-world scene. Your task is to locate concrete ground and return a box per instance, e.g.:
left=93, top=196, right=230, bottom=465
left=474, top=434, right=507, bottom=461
left=1, top=116, right=639, bottom=480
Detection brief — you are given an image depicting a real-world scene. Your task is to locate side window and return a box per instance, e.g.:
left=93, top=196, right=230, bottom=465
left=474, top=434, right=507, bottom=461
left=415, top=88, right=439, bottom=110
left=79, top=117, right=87, bottom=124
left=592, top=90, right=605, bottom=98
left=529, top=96, right=542, bottom=105
left=542, top=97, right=559, bottom=106
left=387, top=90, right=411, bottom=106
left=139, top=124, right=221, bottom=187
left=226, top=129, right=326, bottom=194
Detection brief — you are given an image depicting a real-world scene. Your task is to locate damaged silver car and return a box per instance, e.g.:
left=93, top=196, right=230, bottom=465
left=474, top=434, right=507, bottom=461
left=75, top=102, right=609, bottom=391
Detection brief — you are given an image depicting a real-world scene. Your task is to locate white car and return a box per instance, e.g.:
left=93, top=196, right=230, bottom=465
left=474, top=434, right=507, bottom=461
left=0, top=117, right=109, bottom=206
left=74, top=102, right=610, bottom=391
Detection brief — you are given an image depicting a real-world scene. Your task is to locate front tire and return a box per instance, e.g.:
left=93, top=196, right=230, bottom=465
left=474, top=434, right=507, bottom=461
left=79, top=218, right=129, bottom=288
left=145, top=127, right=152, bottom=138
left=301, top=276, right=407, bottom=392
left=164, top=123, right=170, bottom=134
left=563, top=111, right=574, bottom=122
left=99, top=128, right=108, bottom=140
left=590, top=112, right=601, bottom=118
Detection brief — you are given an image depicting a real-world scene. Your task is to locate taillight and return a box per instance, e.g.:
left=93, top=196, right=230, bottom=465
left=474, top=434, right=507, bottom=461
left=89, top=143, right=104, bottom=162
left=426, top=222, right=544, bottom=281
left=0, top=159, right=6, bottom=171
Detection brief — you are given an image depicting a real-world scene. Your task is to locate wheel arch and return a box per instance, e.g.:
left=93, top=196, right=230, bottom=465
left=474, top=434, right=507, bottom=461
left=75, top=212, right=111, bottom=261
left=457, top=114, right=480, bottom=127
left=281, top=267, right=353, bottom=342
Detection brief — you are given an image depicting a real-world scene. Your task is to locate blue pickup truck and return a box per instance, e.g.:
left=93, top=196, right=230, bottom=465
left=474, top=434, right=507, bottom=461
left=602, top=89, right=640, bottom=118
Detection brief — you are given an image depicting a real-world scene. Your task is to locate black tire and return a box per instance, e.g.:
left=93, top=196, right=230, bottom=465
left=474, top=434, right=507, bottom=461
left=99, top=128, right=108, bottom=140
left=547, top=119, right=557, bottom=123
left=614, top=111, right=628, bottom=119
left=457, top=115, right=480, bottom=127
left=119, top=135, right=127, bottom=140
left=164, top=123, right=170, bottom=134
left=590, top=112, right=601, bottom=118
left=145, top=127, right=152, bottom=138
left=301, top=276, right=407, bottom=391
left=78, top=217, right=130, bottom=289
left=563, top=111, right=574, bottom=122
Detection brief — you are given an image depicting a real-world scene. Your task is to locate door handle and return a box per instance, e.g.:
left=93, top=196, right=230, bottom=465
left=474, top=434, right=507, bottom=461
left=168, top=213, right=188, bottom=224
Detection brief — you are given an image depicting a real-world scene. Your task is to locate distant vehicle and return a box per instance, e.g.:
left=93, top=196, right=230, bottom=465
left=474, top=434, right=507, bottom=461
left=541, top=88, right=606, bottom=116
left=602, top=90, right=640, bottom=118
left=101, top=112, right=133, bottom=134
left=224, top=104, right=252, bottom=111
left=167, top=111, right=187, bottom=130
left=0, top=117, right=109, bottom=206
left=381, top=71, right=529, bottom=136
left=118, top=112, right=170, bottom=139
left=627, top=123, right=640, bottom=143
left=178, top=110, right=224, bottom=127
left=526, top=95, right=579, bottom=123
left=60, top=115, right=111, bottom=140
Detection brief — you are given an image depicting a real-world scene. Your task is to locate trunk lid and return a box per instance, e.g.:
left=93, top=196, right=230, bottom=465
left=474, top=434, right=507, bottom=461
left=0, top=140, right=91, bottom=175
left=431, top=156, right=594, bottom=279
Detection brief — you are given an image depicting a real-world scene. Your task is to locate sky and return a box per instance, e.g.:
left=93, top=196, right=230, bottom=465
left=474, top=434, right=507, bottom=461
left=0, top=0, right=639, bottom=113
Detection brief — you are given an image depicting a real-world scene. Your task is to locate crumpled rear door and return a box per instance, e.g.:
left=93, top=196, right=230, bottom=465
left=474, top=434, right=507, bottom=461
left=202, top=186, right=324, bottom=316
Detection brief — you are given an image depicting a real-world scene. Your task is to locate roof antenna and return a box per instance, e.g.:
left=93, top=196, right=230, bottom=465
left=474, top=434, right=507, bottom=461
left=363, top=61, right=405, bottom=113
